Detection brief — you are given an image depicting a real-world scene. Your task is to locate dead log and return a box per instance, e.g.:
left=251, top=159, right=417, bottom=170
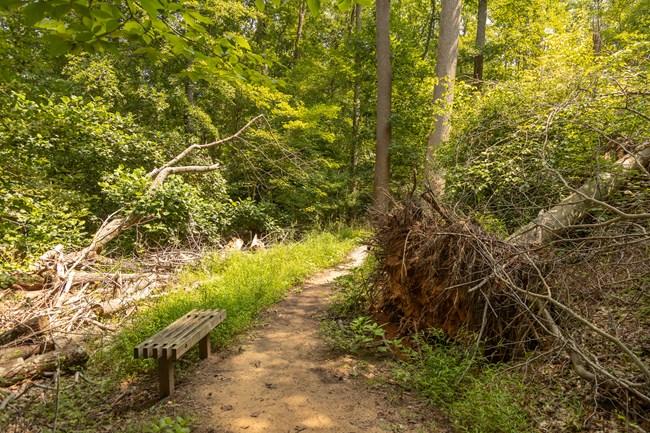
left=0, top=342, right=53, bottom=362
left=510, top=146, right=650, bottom=245
left=0, top=316, right=49, bottom=346
left=0, top=339, right=87, bottom=386
left=92, top=285, right=157, bottom=317
left=10, top=282, right=45, bottom=291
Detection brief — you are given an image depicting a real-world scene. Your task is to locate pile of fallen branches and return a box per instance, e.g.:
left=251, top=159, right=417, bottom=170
left=0, top=250, right=196, bottom=387
left=0, top=115, right=271, bottom=389
left=370, top=193, right=650, bottom=413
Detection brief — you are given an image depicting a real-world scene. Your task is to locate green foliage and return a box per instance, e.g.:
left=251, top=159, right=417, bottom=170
left=321, top=315, right=404, bottom=354
left=99, top=167, right=231, bottom=246
left=3, top=0, right=271, bottom=83
left=442, top=35, right=650, bottom=231
left=329, top=253, right=376, bottom=317
left=395, top=335, right=532, bottom=433
left=225, top=198, right=279, bottom=234
left=96, top=232, right=358, bottom=376
left=145, top=416, right=191, bottom=433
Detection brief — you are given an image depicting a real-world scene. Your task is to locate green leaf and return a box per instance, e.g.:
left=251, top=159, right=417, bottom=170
left=270, top=0, right=281, bottom=6
left=232, top=35, right=251, bottom=51
left=356, top=0, right=373, bottom=6
left=306, top=0, right=320, bottom=14
left=49, top=38, right=72, bottom=56
left=24, top=2, right=47, bottom=26
left=254, top=0, right=265, bottom=12
left=139, top=0, right=162, bottom=18
left=73, top=31, right=94, bottom=42
left=123, top=20, right=142, bottom=35
left=337, top=0, right=352, bottom=11
left=132, top=47, right=159, bottom=61
left=89, top=8, right=114, bottom=20
left=187, top=10, right=213, bottom=25
left=104, top=19, right=120, bottom=33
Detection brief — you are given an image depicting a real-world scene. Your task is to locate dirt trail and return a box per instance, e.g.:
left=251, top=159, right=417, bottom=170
left=176, top=247, right=445, bottom=433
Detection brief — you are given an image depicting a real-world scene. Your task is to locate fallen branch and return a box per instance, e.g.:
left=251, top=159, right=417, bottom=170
left=0, top=316, right=49, bottom=346
left=510, top=146, right=650, bottom=245
left=0, top=339, right=87, bottom=386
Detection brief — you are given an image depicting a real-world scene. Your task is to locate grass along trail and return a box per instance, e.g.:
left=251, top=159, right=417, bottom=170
left=173, top=247, right=445, bottom=433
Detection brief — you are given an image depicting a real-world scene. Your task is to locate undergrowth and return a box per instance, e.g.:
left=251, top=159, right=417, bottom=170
left=324, top=255, right=534, bottom=433
left=98, top=230, right=361, bottom=377
left=395, top=335, right=531, bottom=433
left=1, top=230, right=362, bottom=433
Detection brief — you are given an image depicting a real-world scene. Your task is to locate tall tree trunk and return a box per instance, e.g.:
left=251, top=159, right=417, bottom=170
left=293, top=0, right=307, bottom=60
left=592, top=0, right=602, bottom=55
left=374, top=0, right=392, bottom=211
left=424, top=0, right=462, bottom=193
left=473, top=0, right=487, bottom=87
left=349, top=5, right=363, bottom=216
left=421, top=0, right=437, bottom=60
left=184, top=57, right=195, bottom=135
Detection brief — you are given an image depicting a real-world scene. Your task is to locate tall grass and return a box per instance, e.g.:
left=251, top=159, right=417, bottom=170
left=326, top=256, right=533, bottom=433
left=395, top=335, right=532, bottom=433
left=98, top=231, right=360, bottom=376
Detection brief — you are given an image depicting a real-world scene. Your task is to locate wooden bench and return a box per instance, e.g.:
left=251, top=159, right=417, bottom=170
left=134, top=309, right=226, bottom=397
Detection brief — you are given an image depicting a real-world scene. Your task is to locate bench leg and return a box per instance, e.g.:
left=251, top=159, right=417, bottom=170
left=199, top=334, right=210, bottom=359
left=158, top=358, right=174, bottom=398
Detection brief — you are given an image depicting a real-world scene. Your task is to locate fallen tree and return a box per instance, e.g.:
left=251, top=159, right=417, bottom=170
left=371, top=147, right=650, bottom=413
left=0, top=338, right=87, bottom=387
left=510, top=146, right=650, bottom=245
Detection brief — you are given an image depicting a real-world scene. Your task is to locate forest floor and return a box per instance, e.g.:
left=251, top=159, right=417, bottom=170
left=152, top=247, right=450, bottom=433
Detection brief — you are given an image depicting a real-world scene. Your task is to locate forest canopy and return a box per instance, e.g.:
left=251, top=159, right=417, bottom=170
left=0, top=0, right=647, bottom=266
left=1, top=0, right=649, bottom=429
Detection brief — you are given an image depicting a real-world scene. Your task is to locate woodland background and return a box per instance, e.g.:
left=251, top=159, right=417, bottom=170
left=0, top=0, right=649, bottom=431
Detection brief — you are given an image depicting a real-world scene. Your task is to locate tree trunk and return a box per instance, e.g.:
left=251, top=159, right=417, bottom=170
left=349, top=5, right=363, bottom=215
left=0, top=316, right=50, bottom=346
left=0, top=339, right=87, bottom=386
left=374, top=0, right=392, bottom=211
left=592, top=0, right=602, bottom=55
left=0, top=342, right=53, bottom=362
left=473, top=0, right=487, bottom=87
left=421, top=0, right=436, bottom=60
left=293, top=0, right=307, bottom=60
left=510, top=147, right=650, bottom=245
left=424, top=0, right=462, bottom=193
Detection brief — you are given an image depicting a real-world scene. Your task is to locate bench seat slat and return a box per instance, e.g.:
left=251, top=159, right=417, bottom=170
left=156, top=316, right=216, bottom=359
left=135, top=309, right=201, bottom=358
left=134, top=309, right=226, bottom=359
left=135, top=309, right=199, bottom=359
left=168, top=310, right=226, bottom=359
left=151, top=312, right=213, bottom=359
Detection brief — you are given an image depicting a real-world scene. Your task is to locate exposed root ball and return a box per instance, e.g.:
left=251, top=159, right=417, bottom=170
left=371, top=197, right=543, bottom=356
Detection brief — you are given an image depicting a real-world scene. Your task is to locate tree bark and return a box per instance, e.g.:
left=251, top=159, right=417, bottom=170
left=0, top=341, right=55, bottom=362
left=592, top=0, right=602, bottom=55
left=0, top=339, right=87, bottom=386
left=374, top=0, right=392, bottom=211
left=510, top=147, right=650, bottom=245
left=473, top=0, right=487, bottom=87
left=349, top=5, right=363, bottom=213
left=421, top=0, right=436, bottom=60
left=424, top=0, right=462, bottom=193
left=293, top=0, right=307, bottom=60
left=0, top=316, right=50, bottom=346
